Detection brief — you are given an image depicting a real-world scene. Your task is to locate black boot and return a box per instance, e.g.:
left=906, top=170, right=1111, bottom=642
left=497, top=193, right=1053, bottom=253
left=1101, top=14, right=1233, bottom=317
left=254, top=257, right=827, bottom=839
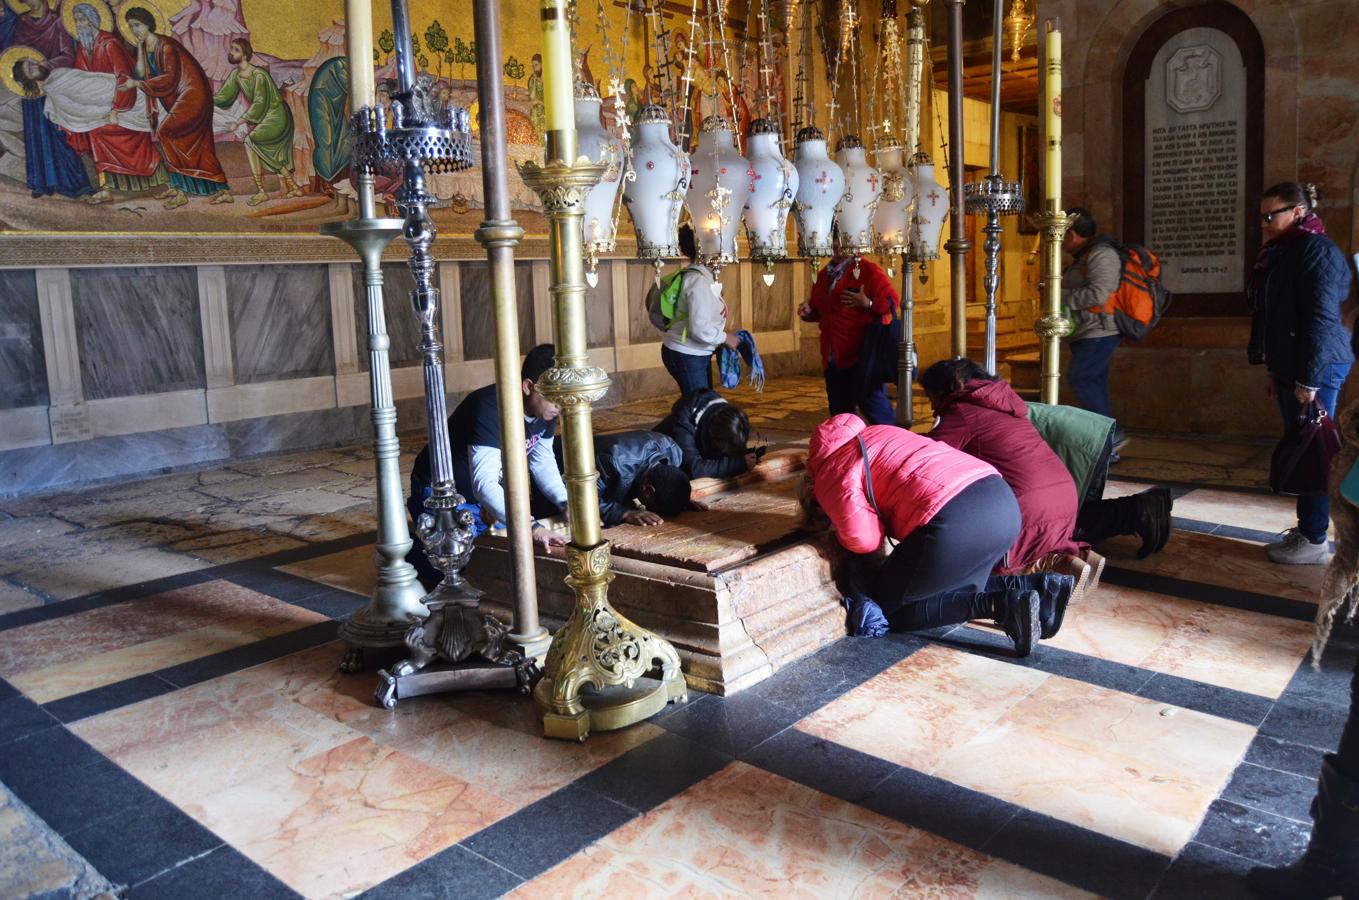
left=988, top=573, right=1074, bottom=640
left=1248, top=755, right=1359, bottom=899
left=1075, top=488, right=1171, bottom=558
left=990, top=589, right=1040, bottom=657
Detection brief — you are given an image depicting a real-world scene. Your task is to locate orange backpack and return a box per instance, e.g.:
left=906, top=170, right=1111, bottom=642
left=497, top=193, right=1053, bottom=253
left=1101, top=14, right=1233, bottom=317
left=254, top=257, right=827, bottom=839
left=1085, top=239, right=1173, bottom=340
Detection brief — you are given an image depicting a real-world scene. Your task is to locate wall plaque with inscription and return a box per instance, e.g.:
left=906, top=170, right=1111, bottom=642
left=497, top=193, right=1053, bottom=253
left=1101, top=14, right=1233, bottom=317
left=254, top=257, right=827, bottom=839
left=1143, top=28, right=1248, bottom=294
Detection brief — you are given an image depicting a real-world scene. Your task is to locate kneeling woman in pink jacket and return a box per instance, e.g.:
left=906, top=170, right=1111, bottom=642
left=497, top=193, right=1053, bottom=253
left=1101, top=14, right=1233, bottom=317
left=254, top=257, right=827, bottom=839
left=804, top=414, right=1060, bottom=656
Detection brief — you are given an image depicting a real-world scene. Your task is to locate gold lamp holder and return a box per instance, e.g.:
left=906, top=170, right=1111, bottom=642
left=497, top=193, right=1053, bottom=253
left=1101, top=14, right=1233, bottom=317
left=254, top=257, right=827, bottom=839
left=517, top=151, right=687, bottom=741
left=1028, top=207, right=1075, bottom=404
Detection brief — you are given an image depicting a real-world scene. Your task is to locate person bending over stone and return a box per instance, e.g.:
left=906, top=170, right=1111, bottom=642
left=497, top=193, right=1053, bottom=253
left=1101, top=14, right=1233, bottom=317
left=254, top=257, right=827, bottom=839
left=592, top=431, right=695, bottom=527
left=801, top=414, right=1073, bottom=656
left=407, top=344, right=566, bottom=583
left=655, top=388, right=760, bottom=480
left=920, top=358, right=1093, bottom=603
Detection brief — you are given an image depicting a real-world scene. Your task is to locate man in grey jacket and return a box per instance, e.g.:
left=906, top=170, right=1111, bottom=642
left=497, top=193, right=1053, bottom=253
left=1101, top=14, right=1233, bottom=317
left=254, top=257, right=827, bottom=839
left=1061, top=207, right=1127, bottom=449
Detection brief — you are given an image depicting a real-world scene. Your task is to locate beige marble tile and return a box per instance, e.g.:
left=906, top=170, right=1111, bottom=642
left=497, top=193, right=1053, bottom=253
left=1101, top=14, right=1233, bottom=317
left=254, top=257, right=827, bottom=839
left=904, top=845, right=1096, bottom=898
left=2, top=583, right=325, bottom=702
left=169, top=529, right=310, bottom=565
left=797, top=645, right=1048, bottom=773
left=0, top=515, right=78, bottom=549
left=281, top=546, right=379, bottom=597
left=1049, top=584, right=1312, bottom=699
left=514, top=762, right=1091, bottom=900
left=1099, top=530, right=1324, bottom=604
left=198, top=736, right=513, bottom=898
left=5, top=544, right=209, bottom=601
left=935, top=676, right=1255, bottom=856
left=1103, top=479, right=1157, bottom=500
left=269, top=504, right=376, bottom=543
left=0, top=580, right=45, bottom=614
left=1172, top=488, right=1296, bottom=534
left=196, top=467, right=361, bottom=503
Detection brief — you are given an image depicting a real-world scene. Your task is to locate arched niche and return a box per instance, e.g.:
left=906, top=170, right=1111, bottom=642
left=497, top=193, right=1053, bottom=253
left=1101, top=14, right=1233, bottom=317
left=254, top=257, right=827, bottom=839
left=1121, top=3, right=1264, bottom=317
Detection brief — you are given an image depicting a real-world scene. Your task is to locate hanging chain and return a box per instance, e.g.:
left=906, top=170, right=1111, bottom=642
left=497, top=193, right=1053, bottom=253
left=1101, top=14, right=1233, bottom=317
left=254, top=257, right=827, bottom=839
left=599, top=0, right=633, bottom=244
left=864, top=17, right=878, bottom=148
left=880, top=13, right=902, bottom=149
left=926, top=25, right=949, bottom=171
left=847, top=2, right=864, bottom=138
left=676, top=0, right=702, bottom=148
left=792, top=0, right=810, bottom=132
left=814, top=0, right=844, bottom=142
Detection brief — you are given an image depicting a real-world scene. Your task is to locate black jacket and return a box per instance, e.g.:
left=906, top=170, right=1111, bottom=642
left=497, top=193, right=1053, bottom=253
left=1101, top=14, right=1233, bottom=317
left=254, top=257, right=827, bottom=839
left=594, top=431, right=682, bottom=527
left=1249, top=232, right=1354, bottom=387
left=655, top=389, right=748, bottom=480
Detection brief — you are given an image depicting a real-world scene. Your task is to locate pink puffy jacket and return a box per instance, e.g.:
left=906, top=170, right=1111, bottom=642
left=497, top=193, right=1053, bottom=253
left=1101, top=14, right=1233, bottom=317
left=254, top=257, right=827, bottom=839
left=806, top=414, right=999, bottom=555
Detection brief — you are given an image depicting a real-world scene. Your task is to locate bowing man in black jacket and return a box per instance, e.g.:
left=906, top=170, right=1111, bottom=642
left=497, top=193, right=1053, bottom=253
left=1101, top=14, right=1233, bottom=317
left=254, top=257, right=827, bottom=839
left=593, top=431, right=696, bottom=527
left=654, top=389, right=759, bottom=480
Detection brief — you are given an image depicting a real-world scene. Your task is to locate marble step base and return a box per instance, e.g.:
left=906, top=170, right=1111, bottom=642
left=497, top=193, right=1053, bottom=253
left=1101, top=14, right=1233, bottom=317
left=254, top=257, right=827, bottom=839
left=470, top=533, right=849, bottom=697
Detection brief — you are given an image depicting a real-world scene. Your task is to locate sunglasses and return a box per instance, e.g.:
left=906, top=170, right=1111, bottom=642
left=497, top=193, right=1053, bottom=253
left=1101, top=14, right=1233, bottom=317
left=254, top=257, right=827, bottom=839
left=1261, top=204, right=1299, bottom=224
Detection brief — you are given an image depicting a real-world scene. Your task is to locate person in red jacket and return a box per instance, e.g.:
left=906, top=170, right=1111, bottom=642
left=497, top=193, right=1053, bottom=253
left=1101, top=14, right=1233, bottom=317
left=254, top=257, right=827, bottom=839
left=798, top=236, right=899, bottom=425
left=921, top=358, right=1094, bottom=602
left=802, top=414, right=1073, bottom=656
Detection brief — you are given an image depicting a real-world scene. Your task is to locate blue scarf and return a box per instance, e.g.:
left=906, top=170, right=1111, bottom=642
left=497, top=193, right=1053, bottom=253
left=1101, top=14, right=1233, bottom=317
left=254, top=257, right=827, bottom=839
left=718, top=329, right=765, bottom=391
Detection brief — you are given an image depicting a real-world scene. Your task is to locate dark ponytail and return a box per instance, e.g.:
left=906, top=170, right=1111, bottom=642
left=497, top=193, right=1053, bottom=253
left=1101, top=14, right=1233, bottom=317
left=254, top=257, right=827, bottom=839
left=1262, top=181, right=1321, bottom=214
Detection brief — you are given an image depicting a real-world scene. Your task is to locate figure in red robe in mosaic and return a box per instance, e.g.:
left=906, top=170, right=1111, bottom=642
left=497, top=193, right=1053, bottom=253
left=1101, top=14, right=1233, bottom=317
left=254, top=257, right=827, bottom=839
left=69, top=3, right=162, bottom=202
left=119, top=6, right=229, bottom=208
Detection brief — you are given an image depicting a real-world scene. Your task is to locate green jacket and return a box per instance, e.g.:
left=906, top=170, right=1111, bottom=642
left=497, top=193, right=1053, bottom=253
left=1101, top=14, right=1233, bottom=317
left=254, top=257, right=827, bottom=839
left=1027, top=402, right=1116, bottom=503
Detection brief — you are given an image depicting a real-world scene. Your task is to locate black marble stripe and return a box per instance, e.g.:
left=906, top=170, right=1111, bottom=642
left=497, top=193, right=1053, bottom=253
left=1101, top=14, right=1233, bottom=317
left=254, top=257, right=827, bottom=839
left=1172, top=516, right=1335, bottom=551
left=746, top=726, right=1171, bottom=900
left=0, top=715, right=286, bottom=893
left=39, top=621, right=339, bottom=724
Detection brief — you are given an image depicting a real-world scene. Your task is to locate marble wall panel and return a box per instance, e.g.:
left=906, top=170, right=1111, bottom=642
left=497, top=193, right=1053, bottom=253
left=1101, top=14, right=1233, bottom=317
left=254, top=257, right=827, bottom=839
left=227, top=265, right=334, bottom=384
left=459, top=261, right=534, bottom=361
left=719, top=266, right=742, bottom=332
left=72, top=267, right=205, bottom=401
left=627, top=261, right=660, bottom=344
left=352, top=263, right=423, bottom=373
left=753, top=262, right=796, bottom=333
left=585, top=270, right=614, bottom=349
left=0, top=269, right=47, bottom=409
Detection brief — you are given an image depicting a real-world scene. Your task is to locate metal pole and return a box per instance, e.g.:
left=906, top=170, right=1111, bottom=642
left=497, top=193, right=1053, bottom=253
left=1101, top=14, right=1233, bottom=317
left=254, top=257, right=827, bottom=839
left=988, top=0, right=1002, bottom=178
left=471, top=0, right=550, bottom=660
left=984, top=0, right=1003, bottom=372
left=945, top=0, right=971, bottom=358
left=896, top=257, right=916, bottom=426
left=519, top=0, right=685, bottom=741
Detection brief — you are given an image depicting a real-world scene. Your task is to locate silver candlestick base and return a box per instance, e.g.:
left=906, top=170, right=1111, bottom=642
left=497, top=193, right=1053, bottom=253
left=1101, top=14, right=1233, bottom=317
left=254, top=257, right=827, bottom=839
left=964, top=174, right=1025, bottom=373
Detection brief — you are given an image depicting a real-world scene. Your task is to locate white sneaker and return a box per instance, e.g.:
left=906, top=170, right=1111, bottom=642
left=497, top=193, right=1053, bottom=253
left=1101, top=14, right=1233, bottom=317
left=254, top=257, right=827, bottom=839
left=1265, top=528, right=1331, bottom=565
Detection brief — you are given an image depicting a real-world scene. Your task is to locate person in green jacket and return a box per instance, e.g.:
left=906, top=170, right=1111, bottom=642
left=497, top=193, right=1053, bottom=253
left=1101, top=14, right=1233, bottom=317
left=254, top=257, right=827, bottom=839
left=214, top=38, right=302, bottom=206
left=308, top=55, right=351, bottom=191
left=1027, top=401, right=1172, bottom=559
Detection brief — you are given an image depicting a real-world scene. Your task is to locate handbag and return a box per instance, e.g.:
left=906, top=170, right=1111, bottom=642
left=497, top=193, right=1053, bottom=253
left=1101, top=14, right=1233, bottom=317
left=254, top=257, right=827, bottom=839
left=859, top=302, right=902, bottom=389
left=1270, top=401, right=1341, bottom=496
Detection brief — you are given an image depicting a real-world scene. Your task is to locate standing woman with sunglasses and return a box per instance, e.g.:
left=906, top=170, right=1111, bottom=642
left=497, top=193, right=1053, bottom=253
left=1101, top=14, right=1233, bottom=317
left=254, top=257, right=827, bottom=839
left=1248, top=182, right=1355, bottom=565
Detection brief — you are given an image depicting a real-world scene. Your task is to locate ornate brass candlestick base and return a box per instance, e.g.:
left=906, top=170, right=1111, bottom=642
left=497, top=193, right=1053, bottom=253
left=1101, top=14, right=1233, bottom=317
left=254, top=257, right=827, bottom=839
left=321, top=178, right=429, bottom=673
left=518, top=153, right=687, bottom=741
left=1030, top=208, right=1076, bottom=404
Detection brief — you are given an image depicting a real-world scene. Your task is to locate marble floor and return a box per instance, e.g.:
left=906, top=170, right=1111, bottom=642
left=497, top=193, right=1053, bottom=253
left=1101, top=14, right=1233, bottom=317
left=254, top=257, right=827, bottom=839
left=0, top=376, right=1348, bottom=899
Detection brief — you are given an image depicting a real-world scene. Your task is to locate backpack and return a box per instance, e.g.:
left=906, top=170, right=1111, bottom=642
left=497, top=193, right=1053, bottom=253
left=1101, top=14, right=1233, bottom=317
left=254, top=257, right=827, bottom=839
left=1087, top=239, right=1173, bottom=340
left=646, top=268, right=688, bottom=333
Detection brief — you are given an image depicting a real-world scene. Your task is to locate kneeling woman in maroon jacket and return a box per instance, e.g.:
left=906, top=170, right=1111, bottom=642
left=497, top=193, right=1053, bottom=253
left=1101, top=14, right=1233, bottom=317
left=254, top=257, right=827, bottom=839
left=802, top=414, right=1072, bottom=656
left=921, top=359, right=1094, bottom=599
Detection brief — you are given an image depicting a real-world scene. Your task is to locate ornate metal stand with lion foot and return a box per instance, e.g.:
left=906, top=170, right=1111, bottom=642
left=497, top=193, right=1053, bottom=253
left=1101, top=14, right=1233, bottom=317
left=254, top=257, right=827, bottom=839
left=374, top=600, right=540, bottom=709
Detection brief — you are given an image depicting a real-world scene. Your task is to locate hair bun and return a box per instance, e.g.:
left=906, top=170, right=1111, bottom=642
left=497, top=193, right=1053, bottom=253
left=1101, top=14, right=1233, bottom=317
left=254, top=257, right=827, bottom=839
left=1305, top=182, right=1322, bottom=208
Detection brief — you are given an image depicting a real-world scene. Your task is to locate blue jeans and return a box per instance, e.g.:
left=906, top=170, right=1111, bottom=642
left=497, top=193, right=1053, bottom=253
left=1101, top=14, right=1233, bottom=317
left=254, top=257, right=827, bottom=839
left=1275, top=362, right=1352, bottom=542
left=662, top=345, right=713, bottom=396
left=824, top=366, right=894, bottom=426
left=1067, top=335, right=1122, bottom=420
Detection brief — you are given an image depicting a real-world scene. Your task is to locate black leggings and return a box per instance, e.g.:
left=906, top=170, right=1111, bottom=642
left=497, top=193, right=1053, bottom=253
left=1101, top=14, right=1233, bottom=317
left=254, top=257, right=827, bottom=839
left=869, top=475, right=1022, bottom=629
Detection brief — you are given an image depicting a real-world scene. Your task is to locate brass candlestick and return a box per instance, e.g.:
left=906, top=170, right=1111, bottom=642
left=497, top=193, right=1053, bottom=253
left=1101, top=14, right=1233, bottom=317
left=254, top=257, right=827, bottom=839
left=517, top=0, right=686, bottom=740
left=1031, top=209, right=1075, bottom=403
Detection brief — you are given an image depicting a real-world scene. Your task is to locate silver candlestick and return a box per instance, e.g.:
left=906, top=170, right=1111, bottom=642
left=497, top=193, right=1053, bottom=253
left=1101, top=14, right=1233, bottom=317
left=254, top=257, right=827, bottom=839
left=962, top=0, right=1025, bottom=374
left=359, top=0, right=533, bottom=703
left=321, top=169, right=428, bottom=673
